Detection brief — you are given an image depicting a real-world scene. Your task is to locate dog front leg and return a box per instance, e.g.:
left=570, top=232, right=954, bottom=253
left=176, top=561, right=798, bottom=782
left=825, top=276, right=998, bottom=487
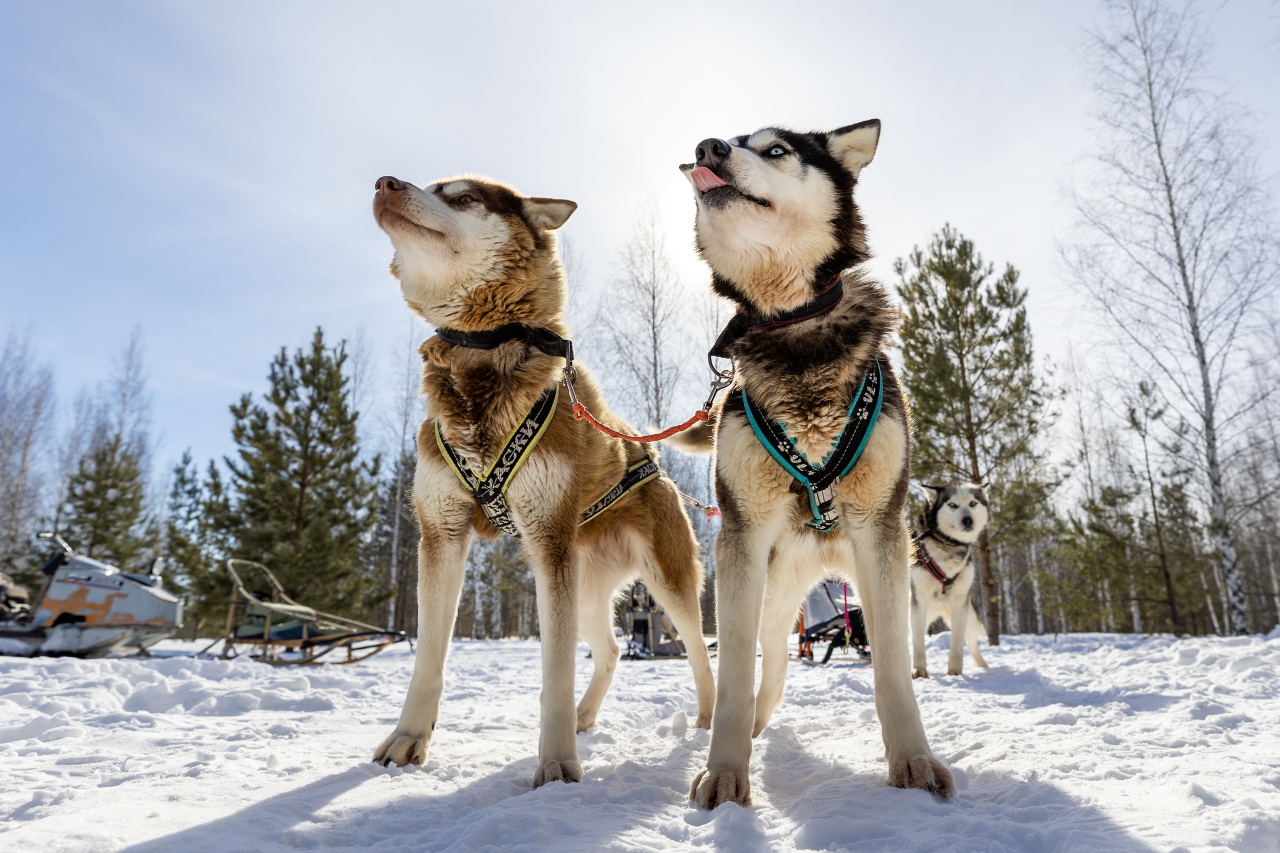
left=691, top=518, right=769, bottom=809
left=853, top=521, right=954, bottom=796
left=966, top=601, right=989, bottom=668
left=910, top=581, right=930, bottom=679
left=374, top=521, right=472, bottom=767
left=527, top=527, right=583, bottom=787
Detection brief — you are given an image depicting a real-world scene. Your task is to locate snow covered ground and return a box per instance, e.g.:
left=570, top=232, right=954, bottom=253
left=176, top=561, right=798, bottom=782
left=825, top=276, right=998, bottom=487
left=1, top=630, right=1278, bottom=853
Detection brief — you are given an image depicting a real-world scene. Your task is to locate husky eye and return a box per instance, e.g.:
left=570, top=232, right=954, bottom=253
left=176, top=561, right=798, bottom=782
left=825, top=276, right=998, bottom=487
left=969, top=501, right=978, bottom=508
left=766, top=146, right=787, bottom=158
left=947, top=502, right=958, bottom=509
left=453, top=194, right=478, bottom=206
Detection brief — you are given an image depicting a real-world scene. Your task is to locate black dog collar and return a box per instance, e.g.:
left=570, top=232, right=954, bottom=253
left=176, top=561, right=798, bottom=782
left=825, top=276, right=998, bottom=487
left=709, top=275, right=844, bottom=360
left=435, top=324, right=573, bottom=361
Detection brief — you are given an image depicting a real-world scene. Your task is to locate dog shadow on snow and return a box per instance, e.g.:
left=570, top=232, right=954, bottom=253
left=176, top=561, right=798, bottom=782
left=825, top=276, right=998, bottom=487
left=754, top=724, right=1162, bottom=853
left=116, top=734, right=722, bottom=853
left=116, top=728, right=1163, bottom=853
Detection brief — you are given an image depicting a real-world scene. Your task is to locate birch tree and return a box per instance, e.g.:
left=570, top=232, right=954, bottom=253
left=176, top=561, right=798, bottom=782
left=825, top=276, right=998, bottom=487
left=1064, top=0, right=1280, bottom=634
left=0, top=331, right=54, bottom=576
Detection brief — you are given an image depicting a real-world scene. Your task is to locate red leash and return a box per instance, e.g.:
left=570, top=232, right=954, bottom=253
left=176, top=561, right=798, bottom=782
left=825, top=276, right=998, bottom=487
left=572, top=404, right=707, bottom=443
left=559, top=344, right=735, bottom=520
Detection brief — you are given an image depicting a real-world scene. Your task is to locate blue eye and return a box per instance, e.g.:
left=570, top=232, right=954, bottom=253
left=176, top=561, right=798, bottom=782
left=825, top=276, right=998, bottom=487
left=767, top=146, right=786, bottom=157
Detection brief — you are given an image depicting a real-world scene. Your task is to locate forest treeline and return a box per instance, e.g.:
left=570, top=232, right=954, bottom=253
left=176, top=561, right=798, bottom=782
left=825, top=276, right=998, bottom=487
left=1, top=0, right=1277, bottom=642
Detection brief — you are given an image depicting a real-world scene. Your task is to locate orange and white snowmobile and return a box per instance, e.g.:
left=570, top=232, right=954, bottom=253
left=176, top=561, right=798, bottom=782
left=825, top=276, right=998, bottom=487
left=0, top=532, right=183, bottom=658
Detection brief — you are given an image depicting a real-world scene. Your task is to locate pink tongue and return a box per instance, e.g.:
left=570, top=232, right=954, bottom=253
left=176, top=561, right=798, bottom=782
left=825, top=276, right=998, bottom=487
left=691, top=167, right=727, bottom=192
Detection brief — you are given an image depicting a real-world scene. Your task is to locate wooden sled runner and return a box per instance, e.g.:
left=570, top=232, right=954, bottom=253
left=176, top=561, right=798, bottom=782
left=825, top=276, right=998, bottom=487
left=203, top=559, right=408, bottom=666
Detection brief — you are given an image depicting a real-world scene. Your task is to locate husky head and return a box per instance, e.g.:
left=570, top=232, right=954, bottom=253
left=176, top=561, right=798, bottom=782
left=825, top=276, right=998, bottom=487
left=679, top=121, right=880, bottom=314
left=372, top=175, right=576, bottom=330
left=921, top=483, right=990, bottom=544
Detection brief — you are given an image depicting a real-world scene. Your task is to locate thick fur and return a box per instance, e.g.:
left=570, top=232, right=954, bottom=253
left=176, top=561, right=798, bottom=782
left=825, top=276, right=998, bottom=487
left=369, top=175, right=714, bottom=786
left=678, top=122, right=955, bottom=808
left=910, top=484, right=991, bottom=679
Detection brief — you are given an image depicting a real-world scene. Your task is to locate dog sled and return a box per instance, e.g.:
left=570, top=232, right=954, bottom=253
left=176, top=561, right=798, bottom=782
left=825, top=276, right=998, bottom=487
left=201, top=559, right=407, bottom=666
left=797, top=579, right=870, bottom=664
left=620, top=580, right=694, bottom=659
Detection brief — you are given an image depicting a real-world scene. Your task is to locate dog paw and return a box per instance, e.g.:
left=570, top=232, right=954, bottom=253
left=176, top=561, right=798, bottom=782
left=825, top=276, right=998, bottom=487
left=694, top=712, right=712, bottom=730
left=887, top=753, right=954, bottom=797
left=690, top=766, right=751, bottom=809
left=575, top=710, right=596, bottom=733
left=947, top=666, right=963, bottom=676
left=912, top=667, right=930, bottom=679
left=533, top=759, right=582, bottom=787
left=373, top=731, right=429, bottom=767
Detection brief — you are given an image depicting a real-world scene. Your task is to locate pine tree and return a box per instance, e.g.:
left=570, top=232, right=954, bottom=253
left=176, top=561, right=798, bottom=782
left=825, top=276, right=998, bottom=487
left=61, top=431, right=151, bottom=568
left=165, top=450, right=225, bottom=633
left=209, top=328, right=380, bottom=617
left=896, top=225, right=1053, bottom=645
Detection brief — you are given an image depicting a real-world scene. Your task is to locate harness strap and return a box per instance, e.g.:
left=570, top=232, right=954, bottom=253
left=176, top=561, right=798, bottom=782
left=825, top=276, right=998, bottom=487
left=743, top=359, right=884, bottom=531
left=437, top=385, right=661, bottom=537
left=913, top=532, right=958, bottom=592
left=579, top=456, right=661, bottom=526
left=437, top=386, right=559, bottom=537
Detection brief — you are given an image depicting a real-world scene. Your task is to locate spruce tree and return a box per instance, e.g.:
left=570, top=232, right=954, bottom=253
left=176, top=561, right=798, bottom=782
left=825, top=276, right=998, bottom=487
left=210, top=329, right=380, bottom=616
left=896, top=225, right=1053, bottom=645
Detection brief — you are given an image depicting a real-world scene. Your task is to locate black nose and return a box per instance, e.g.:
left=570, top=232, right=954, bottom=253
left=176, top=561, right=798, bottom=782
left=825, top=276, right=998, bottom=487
left=962, top=516, right=974, bottom=530
left=695, top=138, right=731, bottom=169
left=375, top=175, right=405, bottom=192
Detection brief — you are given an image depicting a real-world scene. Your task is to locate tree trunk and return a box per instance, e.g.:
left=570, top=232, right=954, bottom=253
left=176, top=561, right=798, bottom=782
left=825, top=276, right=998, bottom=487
left=1030, top=541, right=1045, bottom=635
left=977, top=530, right=999, bottom=645
left=1198, top=569, right=1222, bottom=635
left=1265, top=538, right=1280, bottom=629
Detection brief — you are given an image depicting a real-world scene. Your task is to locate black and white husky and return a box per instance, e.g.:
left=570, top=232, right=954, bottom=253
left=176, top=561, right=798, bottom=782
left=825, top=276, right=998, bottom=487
left=910, top=484, right=991, bottom=679
left=672, top=122, right=954, bottom=808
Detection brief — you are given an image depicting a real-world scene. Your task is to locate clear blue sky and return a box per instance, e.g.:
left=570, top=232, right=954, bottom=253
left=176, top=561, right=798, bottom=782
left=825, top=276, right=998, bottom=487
left=2, top=1, right=1277, bottom=476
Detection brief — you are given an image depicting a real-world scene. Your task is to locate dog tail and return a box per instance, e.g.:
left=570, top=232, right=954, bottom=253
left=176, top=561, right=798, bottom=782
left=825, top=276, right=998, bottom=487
left=664, top=416, right=715, bottom=455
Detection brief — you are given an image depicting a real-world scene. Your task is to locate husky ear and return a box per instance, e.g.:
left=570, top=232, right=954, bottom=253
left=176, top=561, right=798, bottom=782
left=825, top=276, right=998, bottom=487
left=919, top=483, right=942, bottom=503
left=523, top=197, right=577, bottom=231
left=827, top=119, right=881, bottom=177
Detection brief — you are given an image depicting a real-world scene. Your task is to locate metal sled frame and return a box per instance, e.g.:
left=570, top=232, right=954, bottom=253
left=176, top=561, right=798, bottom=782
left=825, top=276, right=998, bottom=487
left=797, top=581, right=870, bottom=665
left=211, top=559, right=407, bottom=666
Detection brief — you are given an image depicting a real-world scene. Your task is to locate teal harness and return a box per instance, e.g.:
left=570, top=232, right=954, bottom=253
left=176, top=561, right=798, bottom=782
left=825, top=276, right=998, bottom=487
left=743, top=360, right=884, bottom=531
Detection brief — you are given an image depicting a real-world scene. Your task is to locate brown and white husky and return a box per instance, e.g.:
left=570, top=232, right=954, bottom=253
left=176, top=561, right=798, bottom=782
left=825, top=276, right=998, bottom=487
left=672, top=122, right=955, bottom=807
left=369, top=174, right=714, bottom=787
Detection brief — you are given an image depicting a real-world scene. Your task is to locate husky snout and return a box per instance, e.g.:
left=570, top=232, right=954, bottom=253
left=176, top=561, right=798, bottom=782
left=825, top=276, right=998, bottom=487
left=375, top=175, right=408, bottom=193
left=696, top=138, right=731, bottom=168
left=961, top=515, right=974, bottom=531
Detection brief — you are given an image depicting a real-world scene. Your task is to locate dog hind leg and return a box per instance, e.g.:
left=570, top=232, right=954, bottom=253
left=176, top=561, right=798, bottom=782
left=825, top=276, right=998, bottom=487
left=642, top=501, right=715, bottom=729
left=753, top=577, right=803, bottom=737
left=852, top=520, right=954, bottom=796
left=910, top=580, right=930, bottom=679
left=575, top=566, right=623, bottom=733
left=528, top=525, right=584, bottom=787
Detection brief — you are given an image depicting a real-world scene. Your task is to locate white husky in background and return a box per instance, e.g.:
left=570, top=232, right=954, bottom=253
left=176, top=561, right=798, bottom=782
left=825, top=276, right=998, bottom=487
left=910, top=483, right=991, bottom=678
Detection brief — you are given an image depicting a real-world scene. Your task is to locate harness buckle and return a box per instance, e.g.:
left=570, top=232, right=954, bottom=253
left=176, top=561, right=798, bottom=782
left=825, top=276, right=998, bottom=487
left=703, top=355, right=735, bottom=411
